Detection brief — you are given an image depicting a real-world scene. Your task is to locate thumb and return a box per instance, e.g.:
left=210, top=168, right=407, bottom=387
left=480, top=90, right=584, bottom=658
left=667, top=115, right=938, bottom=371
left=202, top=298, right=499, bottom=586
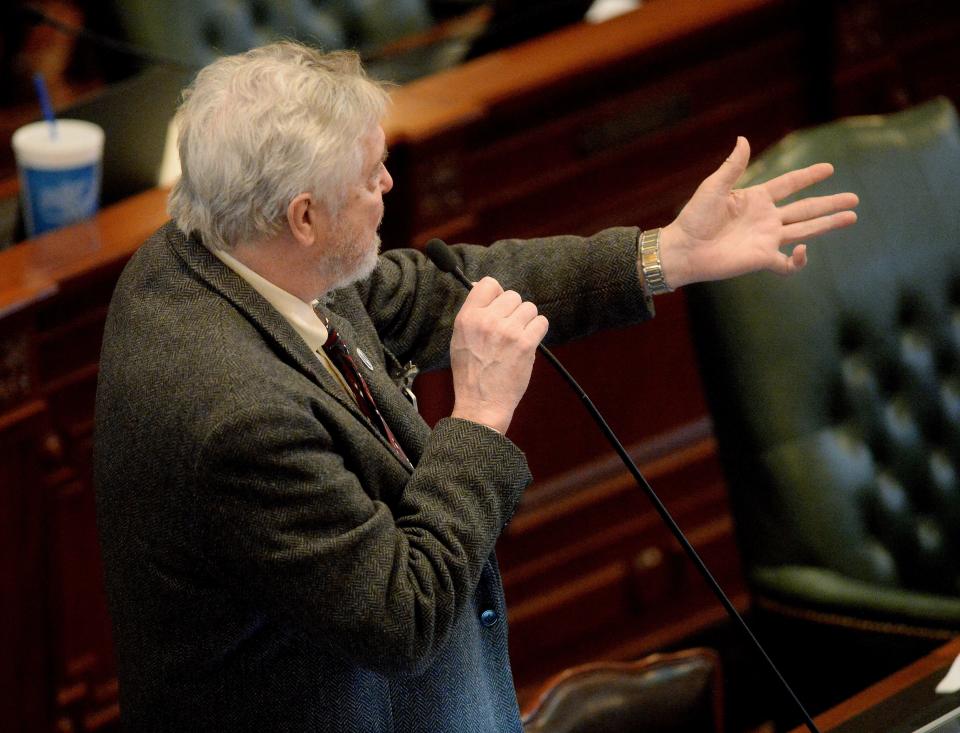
left=710, top=136, right=750, bottom=191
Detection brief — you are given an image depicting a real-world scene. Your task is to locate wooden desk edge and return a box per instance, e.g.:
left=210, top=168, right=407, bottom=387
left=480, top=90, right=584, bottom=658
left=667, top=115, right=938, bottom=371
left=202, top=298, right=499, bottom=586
left=790, top=638, right=960, bottom=732
left=0, top=0, right=785, bottom=314
left=0, top=0, right=785, bottom=313
left=0, top=187, right=171, bottom=314
left=383, top=0, right=778, bottom=143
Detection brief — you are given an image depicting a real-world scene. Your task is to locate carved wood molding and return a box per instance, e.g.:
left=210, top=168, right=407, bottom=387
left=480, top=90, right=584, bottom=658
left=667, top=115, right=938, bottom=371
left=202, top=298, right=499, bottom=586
left=0, top=324, right=33, bottom=410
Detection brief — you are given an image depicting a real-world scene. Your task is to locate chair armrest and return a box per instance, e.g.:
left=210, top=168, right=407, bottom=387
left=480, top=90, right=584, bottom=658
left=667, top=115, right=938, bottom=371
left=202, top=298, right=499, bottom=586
left=753, top=565, right=960, bottom=631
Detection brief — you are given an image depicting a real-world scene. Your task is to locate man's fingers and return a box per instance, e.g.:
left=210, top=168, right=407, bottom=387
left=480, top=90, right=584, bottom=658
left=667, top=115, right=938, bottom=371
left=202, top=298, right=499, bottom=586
left=765, top=162, right=835, bottom=201
left=486, top=289, right=524, bottom=318
left=462, top=276, right=503, bottom=308
left=779, top=192, right=859, bottom=225
left=769, top=245, right=808, bottom=276
left=524, top=314, right=550, bottom=344
left=707, top=136, right=751, bottom=191
left=458, top=278, right=543, bottom=342
left=781, top=210, right=858, bottom=243
left=788, top=244, right=808, bottom=271
left=509, top=302, right=549, bottom=343
left=506, top=299, right=539, bottom=326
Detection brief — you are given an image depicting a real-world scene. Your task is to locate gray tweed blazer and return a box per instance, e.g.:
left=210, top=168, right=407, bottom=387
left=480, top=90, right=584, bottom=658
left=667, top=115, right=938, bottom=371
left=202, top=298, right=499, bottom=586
left=94, top=222, right=652, bottom=732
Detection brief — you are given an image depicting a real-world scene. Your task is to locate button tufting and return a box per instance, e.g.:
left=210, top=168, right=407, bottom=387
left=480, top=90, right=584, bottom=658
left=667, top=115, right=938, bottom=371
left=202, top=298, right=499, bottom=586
left=942, top=379, right=960, bottom=424
left=914, top=517, right=943, bottom=555
left=875, top=473, right=909, bottom=514
left=900, top=330, right=936, bottom=379
left=851, top=539, right=898, bottom=584
left=250, top=0, right=271, bottom=26
left=929, top=450, right=956, bottom=495
left=687, top=98, right=960, bottom=611
left=882, top=398, right=922, bottom=448
left=202, top=21, right=224, bottom=49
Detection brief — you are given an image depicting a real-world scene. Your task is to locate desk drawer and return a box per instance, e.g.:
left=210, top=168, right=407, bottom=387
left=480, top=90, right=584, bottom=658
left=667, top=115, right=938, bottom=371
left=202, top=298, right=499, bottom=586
left=498, top=431, right=747, bottom=694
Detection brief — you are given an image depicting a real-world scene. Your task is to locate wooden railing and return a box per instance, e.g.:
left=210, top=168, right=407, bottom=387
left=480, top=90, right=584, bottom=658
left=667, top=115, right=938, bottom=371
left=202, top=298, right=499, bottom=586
left=1, top=0, right=958, bottom=730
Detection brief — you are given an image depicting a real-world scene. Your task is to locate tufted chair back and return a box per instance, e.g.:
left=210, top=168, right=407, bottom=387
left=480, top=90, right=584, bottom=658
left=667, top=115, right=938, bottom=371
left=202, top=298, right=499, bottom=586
left=521, top=649, right=723, bottom=733
left=110, top=0, right=433, bottom=70
left=686, top=97, right=960, bottom=713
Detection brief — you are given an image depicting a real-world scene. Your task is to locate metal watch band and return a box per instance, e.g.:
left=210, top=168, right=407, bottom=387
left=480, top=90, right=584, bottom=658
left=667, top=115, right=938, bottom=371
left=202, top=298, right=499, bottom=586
left=639, top=228, right=673, bottom=295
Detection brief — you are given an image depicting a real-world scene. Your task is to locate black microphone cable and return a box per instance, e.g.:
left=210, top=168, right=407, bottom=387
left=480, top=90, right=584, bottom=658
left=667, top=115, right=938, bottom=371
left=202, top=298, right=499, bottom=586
left=424, top=236, right=823, bottom=733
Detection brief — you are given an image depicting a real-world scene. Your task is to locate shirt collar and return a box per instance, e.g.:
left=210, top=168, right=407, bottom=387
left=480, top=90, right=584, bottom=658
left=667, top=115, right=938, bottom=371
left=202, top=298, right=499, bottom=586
left=211, top=247, right=329, bottom=353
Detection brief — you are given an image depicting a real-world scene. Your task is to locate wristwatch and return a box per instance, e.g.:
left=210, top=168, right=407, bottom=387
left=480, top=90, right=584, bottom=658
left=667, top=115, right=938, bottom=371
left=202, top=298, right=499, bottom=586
left=639, top=228, right=673, bottom=296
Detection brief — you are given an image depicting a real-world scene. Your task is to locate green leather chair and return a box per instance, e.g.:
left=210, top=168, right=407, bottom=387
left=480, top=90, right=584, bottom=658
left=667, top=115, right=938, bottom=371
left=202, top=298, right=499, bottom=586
left=686, top=97, right=960, bottom=717
left=108, top=0, right=446, bottom=81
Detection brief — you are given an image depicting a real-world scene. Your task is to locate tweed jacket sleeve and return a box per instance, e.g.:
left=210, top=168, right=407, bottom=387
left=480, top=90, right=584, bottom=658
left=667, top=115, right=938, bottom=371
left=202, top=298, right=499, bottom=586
left=356, top=226, right=653, bottom=370
left=192, top=397, right=528, bottom=676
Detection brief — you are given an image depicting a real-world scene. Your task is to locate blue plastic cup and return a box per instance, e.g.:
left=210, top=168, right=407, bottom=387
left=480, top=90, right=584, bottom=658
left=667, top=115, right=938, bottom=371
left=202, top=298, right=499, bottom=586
left=12, top=119, right=105, bottom=238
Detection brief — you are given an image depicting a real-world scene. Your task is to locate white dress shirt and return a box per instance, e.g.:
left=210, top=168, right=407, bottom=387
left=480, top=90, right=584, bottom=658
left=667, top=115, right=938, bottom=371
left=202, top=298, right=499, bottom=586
left=211, top=247, right=355, bottom=401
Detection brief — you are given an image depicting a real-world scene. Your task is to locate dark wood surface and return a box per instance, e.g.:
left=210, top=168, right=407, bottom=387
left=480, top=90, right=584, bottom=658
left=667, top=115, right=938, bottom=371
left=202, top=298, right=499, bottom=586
left=1, top=0, right=959, bottom=730
left=789, top=637, right=960, bottom=733
left=0, top=188, right=169, bottom=733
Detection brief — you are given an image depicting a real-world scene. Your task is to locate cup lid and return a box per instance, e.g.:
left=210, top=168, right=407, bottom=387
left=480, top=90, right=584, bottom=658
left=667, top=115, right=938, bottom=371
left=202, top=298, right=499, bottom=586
left=12, top=119, right=105, bottom=169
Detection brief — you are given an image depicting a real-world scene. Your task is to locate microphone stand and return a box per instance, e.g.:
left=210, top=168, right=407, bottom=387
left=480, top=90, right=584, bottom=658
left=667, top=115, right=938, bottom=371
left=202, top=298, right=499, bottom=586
left=425, top=238, right=822, bottom=733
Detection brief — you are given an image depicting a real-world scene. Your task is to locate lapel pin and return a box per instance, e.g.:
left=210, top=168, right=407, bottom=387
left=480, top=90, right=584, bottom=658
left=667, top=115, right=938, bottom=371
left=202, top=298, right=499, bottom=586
left=356, top=347, right=374, bottom=372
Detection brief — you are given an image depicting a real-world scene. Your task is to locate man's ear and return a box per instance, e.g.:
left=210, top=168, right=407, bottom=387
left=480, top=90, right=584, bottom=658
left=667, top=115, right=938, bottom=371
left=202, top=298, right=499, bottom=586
left=286, top=193, right=328, bottom=247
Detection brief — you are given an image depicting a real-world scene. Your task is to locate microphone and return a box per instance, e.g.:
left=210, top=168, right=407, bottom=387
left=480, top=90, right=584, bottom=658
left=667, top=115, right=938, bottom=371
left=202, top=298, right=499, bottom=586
left=425, top=238, right=471, bottom=286
left=424, top=237, right=822, bottom=733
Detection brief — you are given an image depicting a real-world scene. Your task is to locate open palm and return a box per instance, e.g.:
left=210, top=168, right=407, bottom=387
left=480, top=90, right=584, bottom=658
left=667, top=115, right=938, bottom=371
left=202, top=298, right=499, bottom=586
left=660, top=137, right=859, bottom=289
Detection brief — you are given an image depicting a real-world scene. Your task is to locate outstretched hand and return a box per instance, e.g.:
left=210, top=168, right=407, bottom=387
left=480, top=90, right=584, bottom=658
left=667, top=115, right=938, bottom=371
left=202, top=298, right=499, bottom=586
left=658, top=137, right=859, bottom=289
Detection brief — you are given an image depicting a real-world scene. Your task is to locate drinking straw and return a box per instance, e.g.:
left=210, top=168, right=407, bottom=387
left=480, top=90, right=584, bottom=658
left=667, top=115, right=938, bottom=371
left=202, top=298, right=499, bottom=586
left=33, top=71, right=58, bottom=140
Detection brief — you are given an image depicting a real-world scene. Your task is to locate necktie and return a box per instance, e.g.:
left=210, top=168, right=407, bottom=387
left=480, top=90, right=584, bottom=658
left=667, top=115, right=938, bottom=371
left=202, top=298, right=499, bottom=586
left=321, top=321, right=414, bottom=471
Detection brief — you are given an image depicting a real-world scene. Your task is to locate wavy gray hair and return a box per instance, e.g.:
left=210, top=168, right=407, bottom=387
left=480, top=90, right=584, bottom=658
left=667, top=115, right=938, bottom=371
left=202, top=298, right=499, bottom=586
left=168, top=42, right=390, bottom=251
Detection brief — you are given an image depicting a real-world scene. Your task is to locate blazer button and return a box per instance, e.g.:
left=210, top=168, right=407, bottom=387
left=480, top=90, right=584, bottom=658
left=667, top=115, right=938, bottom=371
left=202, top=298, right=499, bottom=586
left=480, top=609, right=498, bottom=627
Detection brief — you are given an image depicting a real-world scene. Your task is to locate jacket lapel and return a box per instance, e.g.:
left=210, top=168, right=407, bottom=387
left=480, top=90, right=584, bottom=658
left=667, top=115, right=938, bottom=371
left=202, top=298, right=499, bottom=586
left=166, top=226, right=414, bottom=471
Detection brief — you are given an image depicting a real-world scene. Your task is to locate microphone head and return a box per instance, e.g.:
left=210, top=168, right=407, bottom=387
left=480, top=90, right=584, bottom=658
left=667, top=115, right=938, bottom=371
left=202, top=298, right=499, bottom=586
left=424, top=238, right=460, bottom=274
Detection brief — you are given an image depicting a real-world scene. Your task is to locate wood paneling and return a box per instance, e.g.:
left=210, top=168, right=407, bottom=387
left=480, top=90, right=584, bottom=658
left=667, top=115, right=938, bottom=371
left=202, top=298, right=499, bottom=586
left=1, top=1, right=958, bottom=730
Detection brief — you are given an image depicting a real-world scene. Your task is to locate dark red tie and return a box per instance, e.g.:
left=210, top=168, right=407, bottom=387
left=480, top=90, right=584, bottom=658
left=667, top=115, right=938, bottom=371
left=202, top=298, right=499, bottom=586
left=321, top=322, right=414, bottom=471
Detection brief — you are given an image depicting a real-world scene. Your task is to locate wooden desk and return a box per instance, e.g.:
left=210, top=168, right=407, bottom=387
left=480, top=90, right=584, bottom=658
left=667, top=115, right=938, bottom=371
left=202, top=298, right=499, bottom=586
left=1, top=1, right=958, bottom=730
left=791, top=638, right=960, bottom=733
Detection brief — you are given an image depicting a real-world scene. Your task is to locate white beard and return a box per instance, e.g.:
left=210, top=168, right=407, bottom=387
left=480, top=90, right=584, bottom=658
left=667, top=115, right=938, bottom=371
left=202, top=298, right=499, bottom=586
left=326, top=229, right=381, bottom=291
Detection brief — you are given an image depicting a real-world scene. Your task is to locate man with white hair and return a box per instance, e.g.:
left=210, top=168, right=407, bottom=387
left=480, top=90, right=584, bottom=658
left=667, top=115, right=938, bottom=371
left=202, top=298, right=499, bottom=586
left=94, top=42, right=857, bottom=732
